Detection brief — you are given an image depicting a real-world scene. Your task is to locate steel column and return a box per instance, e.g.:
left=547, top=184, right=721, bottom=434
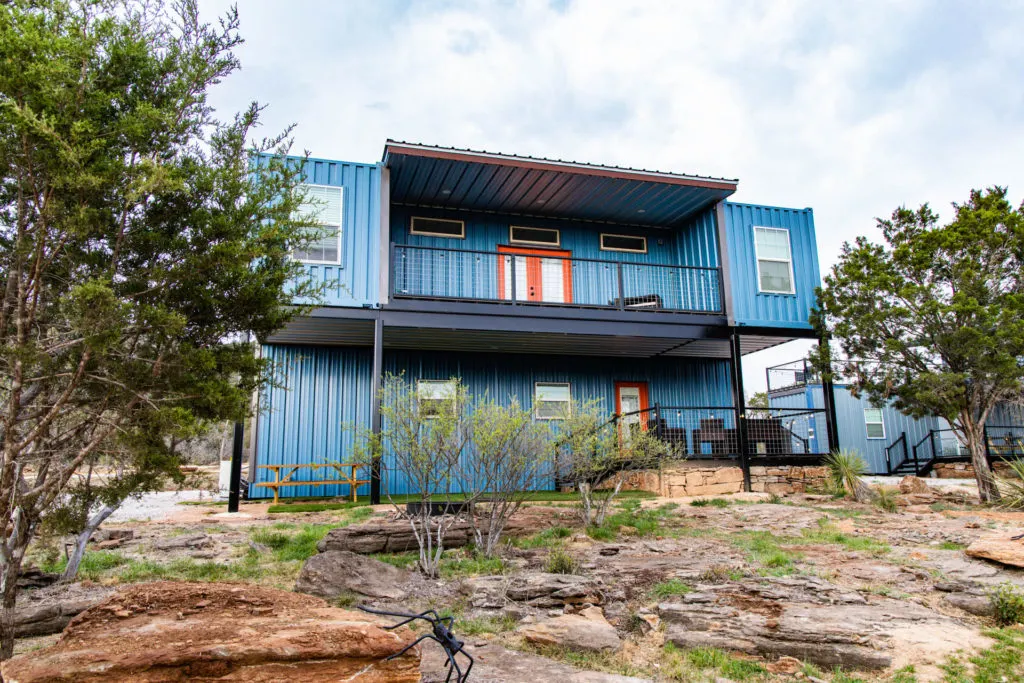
left=729, top=330, right=751, bottom=492
left=819, top=335, right=841, bottom=454
left=228, top=422, right=244, bottom=513
left=370, top=315, right=384, bottom=504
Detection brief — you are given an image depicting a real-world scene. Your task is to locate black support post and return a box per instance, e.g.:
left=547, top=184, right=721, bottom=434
left=227, top=421, right=244, bottom=513
left=370, top=315, right=384, bottom=504
left=729, top=330, right=751, bottom=492
left=819, top=336, right=840, bottom=454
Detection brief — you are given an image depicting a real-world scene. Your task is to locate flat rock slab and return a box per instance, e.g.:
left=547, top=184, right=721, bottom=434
left=966, top=535, right=1024, bottom=569
left=421, top=641, right=649, bottom=683
left=517, top=606, right=621, bottom=653
left=319, top=517, right=533, bottom=555
left=13, top=583, right=116, bottom=638
left=657, top=576, right=979, bottom=671
left=1, top=581, right=421, bottom=683
left=296, top=550, right=410, bottom=601
left=466, top=573, right=605, bottom=608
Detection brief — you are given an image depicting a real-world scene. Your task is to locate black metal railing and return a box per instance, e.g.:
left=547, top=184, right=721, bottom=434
left=884, top=432, right=909, bottom=474
left=608, top=404, right=829, bottom=460
left=391, top=243, right=724, bottom=314
left=985, top=425, right=1024, bottom=460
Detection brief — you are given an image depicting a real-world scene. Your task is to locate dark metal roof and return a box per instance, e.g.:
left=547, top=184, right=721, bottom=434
left=383, top=141, right=738, bottom=228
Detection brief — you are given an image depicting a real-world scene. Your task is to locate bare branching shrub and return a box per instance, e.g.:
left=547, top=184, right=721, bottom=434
left=557, top=400, right=669, bottom=527
left=460, top=397, right=554, bottom=556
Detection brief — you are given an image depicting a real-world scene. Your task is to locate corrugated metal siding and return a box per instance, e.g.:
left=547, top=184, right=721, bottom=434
left=771, top=384, right=941, bottom=474
left=390, top=207, right=722, bottom=312
left=249, top=344, right=373, bottom=499
left=722, top=202, right=820, bottom=329
left=292, top=158, right=381, bottom=307
left=991, top=402, right=1024, bottom=427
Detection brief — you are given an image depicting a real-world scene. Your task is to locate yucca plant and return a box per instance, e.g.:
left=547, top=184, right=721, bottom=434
left=994, top=459, right=1024, bottom=509
left=824, top=450, right=876, bottom=503
left=874, top=486, right=899, bottom=513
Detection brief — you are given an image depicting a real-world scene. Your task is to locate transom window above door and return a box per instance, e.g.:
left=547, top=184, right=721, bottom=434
left=410, top=217, right=465, bottom=238
left=510, top=226, right=560, bottom=246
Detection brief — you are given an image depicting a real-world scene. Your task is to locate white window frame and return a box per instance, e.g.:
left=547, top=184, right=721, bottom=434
left=864, top=407, right=886, bottom=440
left=410, top=216, right=465, bottom=239
left=534, top=382, right=571, bottom=420
left=417, top=379, right=457, bottom=418
left=599, top=233, right=648, bottom=254
left=752, top=226, right=796, bottom=295
left=293, top=183, right=343, bottom=265
left=510, top=225, right=560, bottom=247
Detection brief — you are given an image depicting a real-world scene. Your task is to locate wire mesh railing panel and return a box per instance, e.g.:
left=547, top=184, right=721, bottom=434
left=765, top=359, right=818, bottom=394
left=986, top=425, right=1024, bottom=459
left=645, top=406, right=740, bottom=459
left=744, top=408, right=827, bottom=456
left=392, top=244, right=724, bottom=314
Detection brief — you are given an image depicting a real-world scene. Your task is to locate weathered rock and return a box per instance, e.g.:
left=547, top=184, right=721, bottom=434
left=943, top=593, right=995, bottom=617
left=91, top=528, right=134, bottom=543
left=517, top=606, right=621, bottom=653
left=965, top=535, right=1024, bottom=568
left=152, top=532, right=212, bottom=551
left=465, top=572, right=605, bottom=608
left=16, top=568, right=59, bottom=590
left=898, top=476, right=930, bottom=494
left=319, top=517, right=532, bottom=554
left=766, top=656, right=802, bottom=675
left=657, top=576, right=977, bottom=671
left=295, top=550, right=410, bottom=600
left=1, top=582, right=421, bottom=683
left=420, top=640, right=648, bottom=682
left=12, top=583, right=116, bottom=637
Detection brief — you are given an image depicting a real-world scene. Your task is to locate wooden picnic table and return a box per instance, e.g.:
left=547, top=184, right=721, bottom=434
left=254, top=463, right=369, bottom=504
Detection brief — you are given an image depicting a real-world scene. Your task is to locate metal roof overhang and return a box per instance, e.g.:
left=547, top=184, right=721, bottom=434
left=264, top=306, right=811, bottom=359
left=383, top=141, right=738, bottom=227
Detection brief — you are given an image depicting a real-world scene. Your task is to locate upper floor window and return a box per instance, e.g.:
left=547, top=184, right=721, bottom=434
left=535, top=382, right=571, bottom=420
left=293, top=184, right=343, bottom=264
left=600, top=233, right=647, bottom=253
left=864, top=407, right=885, bottom=439
left=753, top=226, right=795, bottom=294
left=510, top=226, right=560, bottom=247
left=418, top=379, right=457, bottom=418
left=411, top=217, right=465, bottom=239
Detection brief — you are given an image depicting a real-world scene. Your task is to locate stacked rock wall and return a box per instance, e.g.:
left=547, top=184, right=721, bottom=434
left=749, top=465, right=830, bottom=494
left=612, top=462, right=829, bottom=497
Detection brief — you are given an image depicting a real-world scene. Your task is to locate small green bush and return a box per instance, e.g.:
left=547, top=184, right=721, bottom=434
left=990, top=582, right=1024, bottom=626
left=650, top=578, right=692, bottom=599
left=544, top=547, right=580, bottom=575
left=766, top=493, right=784, bottom=505
left=874, top=487, right=899, bottom=513
left=691, top=498, right=730, bottom=508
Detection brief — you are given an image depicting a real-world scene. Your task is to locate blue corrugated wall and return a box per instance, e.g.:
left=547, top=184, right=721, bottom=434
left=390, top=206, right=723, bottom=312
left=771, top=384, right=942, bottom=473
left=250, top=344, right=374, bottom=499
left=722, top=202, right=821, bottom=329
left=291, top=157, right=381, bottom=308
left=252, top=345, right=734, bottom=498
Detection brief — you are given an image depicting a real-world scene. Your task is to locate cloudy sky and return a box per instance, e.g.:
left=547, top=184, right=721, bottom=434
left=201, top=0, right=1024, bottom=393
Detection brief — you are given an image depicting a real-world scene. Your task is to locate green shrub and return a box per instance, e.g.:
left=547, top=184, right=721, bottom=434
left=516, top=526, right=572, bottom=549
left=691, top=498, right=730, bottom=508
left=874, top=487, right=899, bottom=513
left=544, top=547, right=580, bottom=574
left=824, top=449, right=868, bottom=497
left=766, top=493, right=784, bottom=505
left=990, top=582, right=1024, bottom=626
left=649, top=578, right=692, bottom=599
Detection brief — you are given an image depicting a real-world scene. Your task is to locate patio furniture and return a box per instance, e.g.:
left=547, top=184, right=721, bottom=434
left=255, top=463, right=370, bottom=504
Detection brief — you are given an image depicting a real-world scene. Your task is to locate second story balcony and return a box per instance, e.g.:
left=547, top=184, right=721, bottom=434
left=391, top=243, right=723, bottom=314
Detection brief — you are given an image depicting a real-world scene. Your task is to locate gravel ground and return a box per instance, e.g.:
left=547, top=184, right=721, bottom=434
left=108, top=490, right=220, bottom=522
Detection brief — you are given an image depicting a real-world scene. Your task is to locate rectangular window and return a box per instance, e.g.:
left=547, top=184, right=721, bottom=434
left=600, top=233, right=647, bottom=253
left=864, top=407, right=885, bottom=439
left=753, top=226, right=795, bottom=294
left=293, top=184, right=343, bottom=264
left=410, top=217, right=465, bottom=238
left=535, top=382, right=571, bottom=420
left=510, top=226, right=560, bottom=246
left=418, top=379, right=457, bottom=418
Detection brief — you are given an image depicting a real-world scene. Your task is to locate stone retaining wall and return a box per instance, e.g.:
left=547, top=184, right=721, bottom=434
left=933, top=461, right=1012, bottom=478
left=612, top=462, right=829, bottom=497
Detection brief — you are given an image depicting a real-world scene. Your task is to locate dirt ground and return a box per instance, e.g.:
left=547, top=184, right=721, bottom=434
left=15, top=479, right=1024, bottom=682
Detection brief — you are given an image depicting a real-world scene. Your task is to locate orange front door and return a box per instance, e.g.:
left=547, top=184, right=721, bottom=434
left=497, top=246, right=573, bottom=303
left=615, top=381, right=650, bottom=442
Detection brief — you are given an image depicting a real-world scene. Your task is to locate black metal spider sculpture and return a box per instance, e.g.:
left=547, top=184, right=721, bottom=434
left=358, top=604, right=474, bottom=682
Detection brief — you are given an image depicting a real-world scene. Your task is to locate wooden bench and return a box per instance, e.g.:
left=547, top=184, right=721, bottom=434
left=254, top=463, right=370, bottom=504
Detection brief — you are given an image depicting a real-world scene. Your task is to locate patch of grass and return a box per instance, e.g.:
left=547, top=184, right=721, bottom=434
left=250, top=523, right=333, bottom=562
left=830, top=670, right=868, bottom=683
left=698, top=564, right=743, bottom=583
left=691, top=498, right=731, bottom=508
left=585, top=498, right=675, bottom=541
left=439, top=551, right=507, bottom=579
left=520, top=644, right=647, bottom=678
left=890, top=664, right=919, bottom=683
left=115, top=555, right=265, bottom=583
left=798, top=519, right=891, bottom=555
left=729, top=531, right=801, bottom=575
left=990, top=582, right=1024, bottom=626
left=514, top=526, right=572, bottom=549
left=961, top=628, right=1024, bottom=681
left=544, top=547, right=580, bottom=575
left=937, top=540, right=968, bottom=551
left=585, top=525, right=617, bottom=542
left=649, top=578, right=692, bottom=599
left=766, top=493, right=784, bottom=505
left=372, top=552, right=418, bottom=570
left=874, top=487, right=899, bottom=513
left=457, top=614, right=517, bottom=636
left=661, top=643, right=766, bottom=682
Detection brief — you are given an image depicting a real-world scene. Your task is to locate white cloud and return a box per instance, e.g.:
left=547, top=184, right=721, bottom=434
left=200, top=0, right=1024, bottom=391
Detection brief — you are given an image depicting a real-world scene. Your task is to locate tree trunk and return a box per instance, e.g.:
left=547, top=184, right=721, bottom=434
left=0, top=553, right=23, bottom=662
left=61, top=505, right=116, bottom=583
left=966, top=427, right=1000, bottom=503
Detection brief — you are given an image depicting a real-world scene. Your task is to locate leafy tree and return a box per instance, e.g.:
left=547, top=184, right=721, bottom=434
left=0, top=0, right=319, bottom=657
left=747, top=392, right=769, bottom=409
left=812, top=188, right=1024, bottom=503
